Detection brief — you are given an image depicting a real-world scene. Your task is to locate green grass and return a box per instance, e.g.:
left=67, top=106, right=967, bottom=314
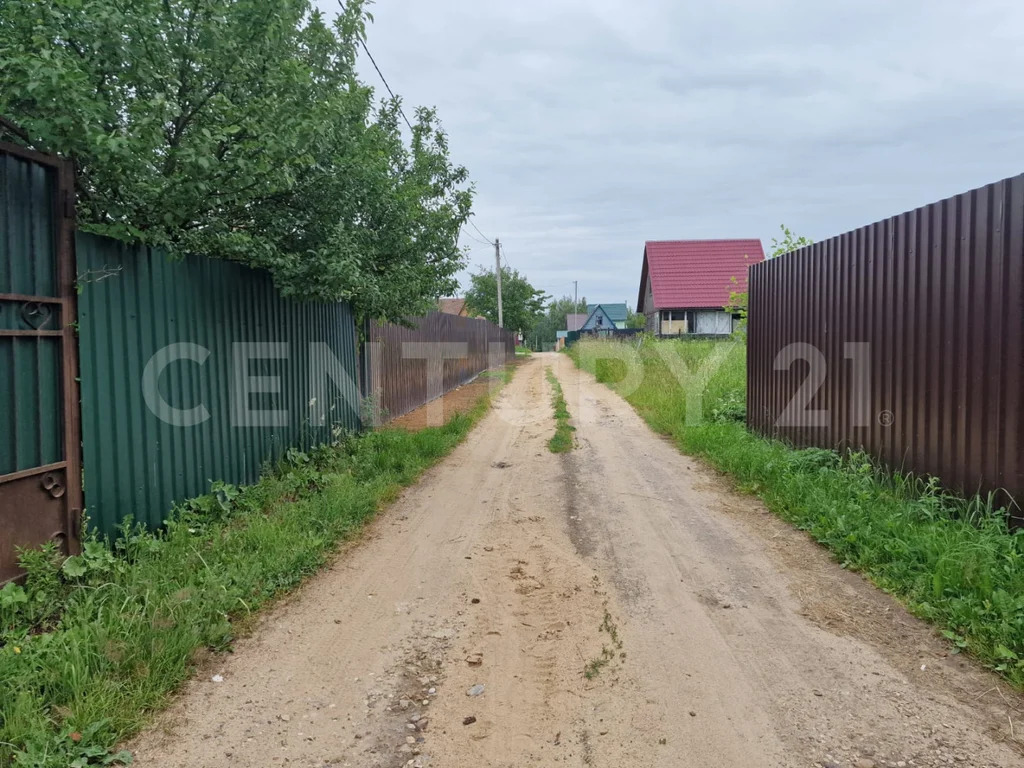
left=570, top=337, right=1024, bottom=688
left=515, top=346, right=532, bottom=357
left=545, top=368, right=575, bottom=453
left=0, top=374, right=510, bottom=768
left=480, top=365, right=515, bottom=385
left=583, top=607, right=624, bottom=680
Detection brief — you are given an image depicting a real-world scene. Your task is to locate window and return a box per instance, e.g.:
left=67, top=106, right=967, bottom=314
left=693, top=310, right=734, bottom=334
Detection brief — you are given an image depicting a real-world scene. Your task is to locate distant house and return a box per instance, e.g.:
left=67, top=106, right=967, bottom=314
left=580, top=303, right=628, bottom=331
left=438, top=297, right=474, bottom=317
left=565, top=313, right=587, bottom=332
left=637, top=240, right=765, bottom=335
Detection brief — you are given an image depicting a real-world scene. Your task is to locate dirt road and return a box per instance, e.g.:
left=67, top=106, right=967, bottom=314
left=131, top=353, right=1024, bottom=768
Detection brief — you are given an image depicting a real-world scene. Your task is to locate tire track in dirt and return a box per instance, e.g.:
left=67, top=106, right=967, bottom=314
left=128, top=353, right=1024, bottom=768
left=549, top=351, right=1024, bottom=768
left=129, top=356, right=653, bottom=768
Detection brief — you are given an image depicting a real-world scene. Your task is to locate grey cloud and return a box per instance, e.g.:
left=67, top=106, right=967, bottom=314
left=316, top=0, right=1024, bottom=305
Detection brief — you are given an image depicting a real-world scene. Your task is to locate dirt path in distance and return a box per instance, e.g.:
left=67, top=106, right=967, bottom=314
left=129, top=353, right=1024, bottom=768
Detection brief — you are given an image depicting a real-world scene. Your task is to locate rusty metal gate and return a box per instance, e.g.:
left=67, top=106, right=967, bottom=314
left=0, top=142, right=82, bottom=582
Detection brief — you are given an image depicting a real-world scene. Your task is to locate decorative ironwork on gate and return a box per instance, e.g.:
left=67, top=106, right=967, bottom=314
left=0, top=141, right=83, bottom=581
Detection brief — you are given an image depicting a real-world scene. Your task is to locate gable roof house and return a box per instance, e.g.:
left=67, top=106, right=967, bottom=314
left=637, top=239, right=765, bottom=335
left=438, top=297, right=485, bottom=319
left=580, top=303, right=628, bottom=331
left=438, top=297, right=470, bottom=316
left=565, top=313, right=588, bottom=332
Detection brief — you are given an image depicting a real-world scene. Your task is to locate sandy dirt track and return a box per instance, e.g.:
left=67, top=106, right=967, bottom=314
left=131, top=353, right=1024, bottom=768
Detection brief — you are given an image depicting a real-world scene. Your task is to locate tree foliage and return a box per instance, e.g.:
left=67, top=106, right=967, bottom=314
left=625, top=305, right=646, bottom=329
left=727, top=225, right=812, bottom=333
left=0, top=0, right=471, bottom=320
left=464, top=266, right=547, bottom=334
left=527, top=295, right=588, bottom=350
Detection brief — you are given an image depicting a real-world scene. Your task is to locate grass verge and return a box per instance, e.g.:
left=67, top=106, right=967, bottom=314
left=546, top=368, right=574, bottom=453
left=0, top=368, right=512, bottom=768
left=570, top=337, right=1024, bottom=688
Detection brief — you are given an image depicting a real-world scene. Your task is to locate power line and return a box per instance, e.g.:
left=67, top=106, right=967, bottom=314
left=467, top=218, right=494, bottom=246
left=350, top=22, right=505, bottom=264
left=358, top=39, right=414, bottom=132
left=461, top=226, right=494, bottom=248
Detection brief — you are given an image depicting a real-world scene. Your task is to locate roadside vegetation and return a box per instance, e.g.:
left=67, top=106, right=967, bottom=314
left=464, top=266, right=548, bottom=336
left=545, top=368, right=575, bottom=453
left=527, top=296, right=588, bottom=351
left=584, top=605, right=624, bottom=680
left=0, top=376, right=511, bottom=767
left=570, top=337, right=1024, bottom=688
left=0, top=0, right=471, bottom=321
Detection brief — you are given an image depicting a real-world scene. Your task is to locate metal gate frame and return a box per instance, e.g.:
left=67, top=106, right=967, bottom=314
left=0, top=141, right=82, bottom=581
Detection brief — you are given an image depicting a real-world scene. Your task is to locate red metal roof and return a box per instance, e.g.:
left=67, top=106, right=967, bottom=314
left=638, top=239, right=765, bottom=312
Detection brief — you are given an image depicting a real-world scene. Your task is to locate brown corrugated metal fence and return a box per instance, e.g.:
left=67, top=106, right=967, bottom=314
left=747, top=173, right=1023, bottom=517
left=366, top=312, right=515, bottom=422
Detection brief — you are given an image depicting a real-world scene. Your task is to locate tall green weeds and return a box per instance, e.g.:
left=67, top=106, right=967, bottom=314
left=546, top=368, right=574, bottom=453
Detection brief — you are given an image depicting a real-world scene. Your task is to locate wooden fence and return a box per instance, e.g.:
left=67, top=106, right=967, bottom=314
left=365, top=312, right=516, bottom=423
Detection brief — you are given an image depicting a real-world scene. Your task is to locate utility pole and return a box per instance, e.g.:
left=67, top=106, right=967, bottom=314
left=574, top=280, right=578, bottom=310
left=495, top=238, right=503, bottom=328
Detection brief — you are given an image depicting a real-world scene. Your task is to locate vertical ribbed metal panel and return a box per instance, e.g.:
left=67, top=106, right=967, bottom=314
left=367, top=312, right=515, bottom=421
left=0, top=152, right=61, bottom=475
left=0, top=151, right=56, bottom=297
left=747, top=173, right=1024, bottom=519
left=76, top=233, right=361, bottom=538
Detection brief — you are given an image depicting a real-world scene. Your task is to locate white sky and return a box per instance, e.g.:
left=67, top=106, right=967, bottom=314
left=319, top=0, right=1024, bottom=305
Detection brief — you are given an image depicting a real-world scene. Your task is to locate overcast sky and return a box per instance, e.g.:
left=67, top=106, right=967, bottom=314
left=322, top=0, right=1024, bottom=306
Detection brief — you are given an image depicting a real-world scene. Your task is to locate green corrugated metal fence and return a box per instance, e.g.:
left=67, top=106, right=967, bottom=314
left=76, top=232, right=361, bottom=539
left=0, top=150, right=61, bottom=475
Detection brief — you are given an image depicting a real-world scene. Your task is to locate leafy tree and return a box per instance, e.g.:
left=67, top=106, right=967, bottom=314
left=464, top=266, right=547, bottom=334
left=0, top=0, right=471, bottom=320
left=625, top=304, right=646, bottom=329
left=767, top=225, right=813, bottom=260
left=528, top=295, right=588, bottom=350
left=727, top=225, right=812, bottom=333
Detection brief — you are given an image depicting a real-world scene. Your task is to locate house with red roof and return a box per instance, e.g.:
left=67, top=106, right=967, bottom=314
left=637, top=239, right=765, bottom=335
left=437, top=297, right=486, bottom=319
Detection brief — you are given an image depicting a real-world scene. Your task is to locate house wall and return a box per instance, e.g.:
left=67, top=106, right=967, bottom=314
left=693, top=310, right=735, bottom=334
left=655, top=309, right=735, bottom=335
left=581, top=307, right=615, bottom=331
left=659, top=310, right=687, bottom=335
left=642, top=274, right=658, bottom=333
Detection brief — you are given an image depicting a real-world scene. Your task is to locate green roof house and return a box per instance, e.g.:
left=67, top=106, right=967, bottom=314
left=581, top=303, right=628, bottom=331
